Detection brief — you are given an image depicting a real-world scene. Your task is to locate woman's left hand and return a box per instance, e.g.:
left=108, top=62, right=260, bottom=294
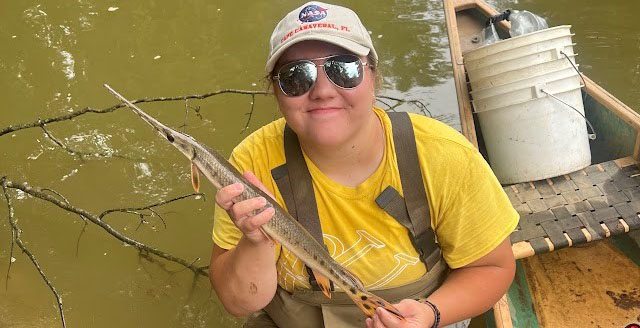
left=365, top=299, right=435, bottom=328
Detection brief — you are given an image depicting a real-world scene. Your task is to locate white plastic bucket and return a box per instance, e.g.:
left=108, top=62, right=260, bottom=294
left=464, top=26, right=591, bottom=184
left=472, top=74, right=582, bottom=111
left=466, top=46, right=576, bottom=84
left=471, top=66, right=580, bottom=99
left=469, top=57, right=578, bottom=90
left=464, top=25, right=573, bottom=61
left=464, top=35, right=574, bottom=71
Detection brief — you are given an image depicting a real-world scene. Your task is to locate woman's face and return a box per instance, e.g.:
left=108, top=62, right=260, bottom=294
left=273, top=40, right=376, bottom=148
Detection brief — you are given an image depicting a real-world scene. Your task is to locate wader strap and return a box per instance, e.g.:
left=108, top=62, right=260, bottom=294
left=383, top=112, right=442, bottom=270
left=374, top=187, right=412, bottom=232
left=271, top=124, right=326, bottom=291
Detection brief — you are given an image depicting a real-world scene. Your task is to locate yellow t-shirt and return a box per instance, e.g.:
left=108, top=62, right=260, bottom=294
left=212, top=107, right=518, bottom=292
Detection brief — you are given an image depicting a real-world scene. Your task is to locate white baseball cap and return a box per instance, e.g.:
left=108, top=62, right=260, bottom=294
left=265, top=1, right=378, bottom=73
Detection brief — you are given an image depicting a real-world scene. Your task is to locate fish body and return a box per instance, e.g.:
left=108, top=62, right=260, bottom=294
left=104, top=84, right=404, bottom=319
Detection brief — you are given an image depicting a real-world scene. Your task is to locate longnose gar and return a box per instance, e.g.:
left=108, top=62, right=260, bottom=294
left=103, top=84, right=404, bottom=320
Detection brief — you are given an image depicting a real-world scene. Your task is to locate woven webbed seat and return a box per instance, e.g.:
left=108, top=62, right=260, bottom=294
left=506, top=158, right=640, bottom=256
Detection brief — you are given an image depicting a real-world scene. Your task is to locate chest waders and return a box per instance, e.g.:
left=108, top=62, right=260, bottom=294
left=244, top=112, right=449, bottom=328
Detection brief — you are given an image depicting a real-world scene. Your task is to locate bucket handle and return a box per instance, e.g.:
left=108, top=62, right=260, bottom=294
left=537, top=86, right=597, bottom=140
left=559, top=50, right=588, bottom=89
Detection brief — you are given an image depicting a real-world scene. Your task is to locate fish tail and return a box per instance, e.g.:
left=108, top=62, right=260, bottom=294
left=347, top=289, right=405, bottom=320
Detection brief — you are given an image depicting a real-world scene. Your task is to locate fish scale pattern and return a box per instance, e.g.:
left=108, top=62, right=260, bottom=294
left=506, top=160, right=640, bottom=255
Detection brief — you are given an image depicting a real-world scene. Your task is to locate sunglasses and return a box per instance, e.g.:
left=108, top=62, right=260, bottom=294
left=273, top=54, right=369, bottom=97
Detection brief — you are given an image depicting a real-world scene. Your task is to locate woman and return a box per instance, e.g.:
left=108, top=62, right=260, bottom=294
left=209, top=2, right=518, bottom=328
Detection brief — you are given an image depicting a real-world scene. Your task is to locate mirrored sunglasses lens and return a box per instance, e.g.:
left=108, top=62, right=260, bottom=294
left=324, top=55, right=363, bottom=88
left=278, top=61, right=317, bottom=96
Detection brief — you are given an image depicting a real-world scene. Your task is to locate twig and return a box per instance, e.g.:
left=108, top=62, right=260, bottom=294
left=135, top=218, right=149, bottom=231
left=377, top=95, right=432, bottom=117
left=41, top=125, right=83, bottom=160
left=1, top=89, right=271, bottom=137
left=178, top=100, right=203, bottom=131
left=5, top=220, right=14, bottom=291
left=147, top=208, right=166, bottom=229
left=2, top=178, right=208, bottom=275
left=99, top=193, right=203, bottom=222
left=40, top=187, right=90, bottom=257
left=41, top=125, right=131, bottom=160
left=42, top=188, right=87, bottom=222
left=1, top=179, right=67, bottom=328
left=75, top=220, right=88, bottom=257
left=375, top=98, right=395, bottom=111
left=241, top=94, right=256, bottom=133
left=180, top=99, right=190, bottom=131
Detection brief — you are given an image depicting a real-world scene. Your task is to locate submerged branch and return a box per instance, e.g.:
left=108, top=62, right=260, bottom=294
left=242, top=94, right=257, bottom=133
left=0, top=89, right=271, bottom=137
left=1, top=178, right=209, bottom=276
left=100, top=193, right=204, bottom=231
left=99, top=193, right=203, bottom=221
left=1, top=89, right=431, bottom=139
left=41, top=125, right=131, bottom=160
left=1, top=179, right=67, bottom=328
left=5, top=220, right=14, bottom=291
left=376, top=95, right=432, bottom=117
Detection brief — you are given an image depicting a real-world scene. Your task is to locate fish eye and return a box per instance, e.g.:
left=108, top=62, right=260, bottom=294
left=165, top=131, right=175, bottom=142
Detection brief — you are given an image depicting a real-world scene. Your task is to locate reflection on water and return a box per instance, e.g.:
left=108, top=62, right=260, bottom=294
left=0, top=0, right=638, bottom=327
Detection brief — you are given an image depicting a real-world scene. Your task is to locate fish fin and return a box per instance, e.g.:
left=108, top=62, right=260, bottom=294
left=190, top=161, right=200, bottom=193
left=348, top=289, right=405, bottom=321
left=311, top=271, right=332, bottom=299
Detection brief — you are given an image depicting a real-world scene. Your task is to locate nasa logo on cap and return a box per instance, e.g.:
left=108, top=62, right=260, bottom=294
left=298, top=4, right=327, bottom=23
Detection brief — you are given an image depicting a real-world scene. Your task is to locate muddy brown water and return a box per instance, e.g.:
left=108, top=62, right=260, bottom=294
left=0, top=0, right=638, bottom=327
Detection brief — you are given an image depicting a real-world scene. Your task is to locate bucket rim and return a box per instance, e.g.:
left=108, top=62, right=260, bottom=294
left=470, top=66, right=581, bottom=98
left=467, top=54, right=578, bottom=83
left=466, top=46, right=577, bottom=75
left=472, top=85, right=584, bottom=113
left=468, top=56, right=578, bottom=89
left=464, top=25, right=573, bottom=60
left=464, top=35, right=575, bottom=69
left=462, top=33, right=576, bottom=68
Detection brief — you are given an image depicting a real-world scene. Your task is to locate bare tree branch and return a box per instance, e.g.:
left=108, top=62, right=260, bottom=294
left=1, top=178, right=208, bottom=276
left=99, top=193, right=203, bottom=222
left=39, top=187, right=91, bottom=257
left=376, top=95, right=432, bottom=117
left=41, top=125, right=131, bottom=160
left=1, top=178, right=67, bottom=328
left=0, top=89, right=271, bottom=137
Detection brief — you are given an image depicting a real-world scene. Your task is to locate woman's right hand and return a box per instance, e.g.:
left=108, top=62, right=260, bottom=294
left=215, top=171, right=276, bottom=244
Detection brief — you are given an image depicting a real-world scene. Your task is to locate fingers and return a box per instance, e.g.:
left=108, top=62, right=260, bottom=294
left=215, top=182, right=244, bottom=211
left=366, top=312, right=393, bottom=328
left=214, top=171, right=276, bottom=243
left=366, top=317, right=373, bottom=328
left=236, top=203, right=275, bottom=232
left=228, top=196, right=267, bottom=221
left=376, top=307, right=403, bottom=327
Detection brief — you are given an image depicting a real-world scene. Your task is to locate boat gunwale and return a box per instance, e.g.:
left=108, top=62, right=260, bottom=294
left=442, top=1, right=640, bottom=327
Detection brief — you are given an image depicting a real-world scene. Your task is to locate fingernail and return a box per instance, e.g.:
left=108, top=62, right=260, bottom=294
left=258, top=197, right=267, bottom=206
left=234, top=183, right=244, bottom=192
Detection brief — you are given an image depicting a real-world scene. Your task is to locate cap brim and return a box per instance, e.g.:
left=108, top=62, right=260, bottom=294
left=265, top=34, right=370, bottom=73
